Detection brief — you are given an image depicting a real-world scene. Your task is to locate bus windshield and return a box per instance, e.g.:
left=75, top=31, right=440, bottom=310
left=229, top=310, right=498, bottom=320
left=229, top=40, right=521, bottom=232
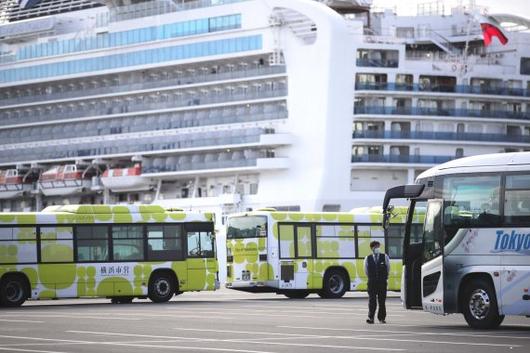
left=442, top=175, right=501, bottom=241
left=227, top=216, right=267, bottom=239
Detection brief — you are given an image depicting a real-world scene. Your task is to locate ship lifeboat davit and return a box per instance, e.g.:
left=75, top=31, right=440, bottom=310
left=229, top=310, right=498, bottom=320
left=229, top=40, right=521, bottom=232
left=39, top=164, right=92, bottom=196
left=101, top=164, right=152, bottom=192
left=0, top=169, right=32, bottom=199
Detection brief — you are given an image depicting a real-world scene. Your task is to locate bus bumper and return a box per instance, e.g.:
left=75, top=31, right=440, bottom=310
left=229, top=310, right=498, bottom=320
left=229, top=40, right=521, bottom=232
left=225, top=281, right=277, bottom=293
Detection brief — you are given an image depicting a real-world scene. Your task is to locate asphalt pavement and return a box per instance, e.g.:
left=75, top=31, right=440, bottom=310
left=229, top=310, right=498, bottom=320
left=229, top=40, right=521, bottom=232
left=0, top=290, right=528, bottom=353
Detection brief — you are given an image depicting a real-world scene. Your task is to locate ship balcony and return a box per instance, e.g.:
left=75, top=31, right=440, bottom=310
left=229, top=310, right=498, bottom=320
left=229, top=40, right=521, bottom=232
left=0, top=129, right=291, bottom=166
left=0, top=66, right=286, bottom=107
left=351, top=154, right=455, bottom=166
left=0, top=103, right=288, bottom=145
left=143, top=156, right=289, bottom=178
left=352, top=131, right=530, bottom=145
left=0, top=86, right=288, bottom=128
left=354, top=105, right=530, bottom=121
left=355, top=82, right=530, bottom=98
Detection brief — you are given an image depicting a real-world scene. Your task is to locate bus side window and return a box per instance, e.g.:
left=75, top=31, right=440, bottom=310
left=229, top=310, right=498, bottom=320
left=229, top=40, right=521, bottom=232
left=40, top=227, right=74, bottom=263
left=147, top=225, right=183, bottom=261
left=112, top=225, right=144, bottom=261
left=185, top=224, right=214, bottom=258
left=0, top=227, right=37, bottom=264
left=504, top=174, right=530, bottom=225
left=76, top=225, right=109, bottom=262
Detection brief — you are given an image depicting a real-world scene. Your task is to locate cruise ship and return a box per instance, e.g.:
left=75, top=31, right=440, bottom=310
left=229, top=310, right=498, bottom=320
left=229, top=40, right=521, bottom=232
left=0, top=0, right=529, bottom=216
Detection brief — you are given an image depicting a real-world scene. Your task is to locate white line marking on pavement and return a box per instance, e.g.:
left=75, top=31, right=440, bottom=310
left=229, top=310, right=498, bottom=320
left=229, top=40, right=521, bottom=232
left=0, top=314, right=140, bottom=321
left=0, top=319, right=44, bottom=323
left=236, top=340, right=405, bottom=352
left=173, top=327, right=330, bottom=337
left=67, top=330, right=276, bottom=353
left=69, top=329, right=403, bottom=352
left=278, top=325, right=530, bottom=340
left=277, top=326, right=522, bottom=347
left=171, top=328, right=404, bottom=351
left=0, top=348, right=72, bottom=353
left=0, top=335, right=92, bottom=344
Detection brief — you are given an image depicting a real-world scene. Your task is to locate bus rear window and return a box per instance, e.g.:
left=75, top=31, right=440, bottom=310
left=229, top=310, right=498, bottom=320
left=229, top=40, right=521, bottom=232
left=227, top=216, right=267, bottom=239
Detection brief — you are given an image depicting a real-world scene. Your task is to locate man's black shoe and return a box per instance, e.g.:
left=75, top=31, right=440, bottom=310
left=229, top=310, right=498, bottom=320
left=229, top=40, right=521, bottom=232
left=366, top=319, right=374, bottom=324
left=379, top=320, right=386, bottom=324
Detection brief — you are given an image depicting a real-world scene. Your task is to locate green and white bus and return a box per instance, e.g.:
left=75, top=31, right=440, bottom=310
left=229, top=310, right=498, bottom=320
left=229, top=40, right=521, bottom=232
left=225, top=207, right=422, bottom=298
left=383, top=152, right=530, bottom=328
left=0, top=204, right=218, bottom=307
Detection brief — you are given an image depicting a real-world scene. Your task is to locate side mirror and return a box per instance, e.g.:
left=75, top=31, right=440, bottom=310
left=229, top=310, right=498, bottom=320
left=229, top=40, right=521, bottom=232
left=382, top=205, right=394, bottom=230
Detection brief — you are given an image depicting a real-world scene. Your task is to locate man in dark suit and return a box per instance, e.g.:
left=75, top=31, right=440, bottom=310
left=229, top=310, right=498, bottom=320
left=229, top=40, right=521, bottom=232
left=364, top=240, right=390, bottom=324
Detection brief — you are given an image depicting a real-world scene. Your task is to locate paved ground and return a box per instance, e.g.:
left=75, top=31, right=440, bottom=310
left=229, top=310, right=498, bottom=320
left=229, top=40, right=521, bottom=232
left=0, top=290, right=529, bottom=353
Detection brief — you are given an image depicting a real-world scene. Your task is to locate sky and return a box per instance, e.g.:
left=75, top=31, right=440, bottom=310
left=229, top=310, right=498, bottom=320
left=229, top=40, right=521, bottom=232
left=371, top=0, right=530, bottom=18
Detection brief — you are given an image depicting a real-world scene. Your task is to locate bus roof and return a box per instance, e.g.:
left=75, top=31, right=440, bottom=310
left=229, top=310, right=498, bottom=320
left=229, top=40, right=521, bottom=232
left=0, top=204, right=214, bottom=225
left=228, top=206, right=411, bottom=223
left=418, top=152, right=530, bottom=179
left=42, top=204, right=167, bottom=214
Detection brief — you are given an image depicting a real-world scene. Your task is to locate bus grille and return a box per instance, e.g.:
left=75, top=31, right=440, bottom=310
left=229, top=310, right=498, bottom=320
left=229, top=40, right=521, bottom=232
left=422, top=271, right=441, bottom=297
left=281, top=264, right=294, bottom=282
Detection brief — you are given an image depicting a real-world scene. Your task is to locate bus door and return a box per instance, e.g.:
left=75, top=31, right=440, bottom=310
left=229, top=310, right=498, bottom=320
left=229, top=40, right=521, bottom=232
left=278, top=224, right=313, bottom=290
left=185, top=223, right=217, bottom=290
left=420, top=199, right=445, bottom=314
left=402, top=200, right=425, bottom=309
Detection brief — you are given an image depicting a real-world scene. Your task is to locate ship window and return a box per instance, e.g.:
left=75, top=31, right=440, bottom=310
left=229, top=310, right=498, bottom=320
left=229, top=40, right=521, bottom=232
left=521, top=58, right=530, bottom=75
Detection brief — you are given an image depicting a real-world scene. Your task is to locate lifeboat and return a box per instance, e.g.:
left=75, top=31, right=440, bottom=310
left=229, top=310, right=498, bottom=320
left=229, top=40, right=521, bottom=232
left=101, top=164, right=152, bottom=192
left=38, top=164, right=92, bottom=196
left=0, top=169, right=33, bottom=199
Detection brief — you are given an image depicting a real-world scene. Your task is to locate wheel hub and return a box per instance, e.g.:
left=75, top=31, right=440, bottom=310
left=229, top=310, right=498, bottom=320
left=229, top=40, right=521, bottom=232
left=469, top=289, right=491, bottom=320
left=155, top=279, right=170, bottom=296
left=329, top=274, right=344, bottom=294
left=5, top=281, right=23, bottom=302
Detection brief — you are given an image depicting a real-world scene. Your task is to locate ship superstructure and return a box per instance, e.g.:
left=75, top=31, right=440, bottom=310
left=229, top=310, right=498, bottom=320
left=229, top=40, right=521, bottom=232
left=0, top=0, right=528, bottom=217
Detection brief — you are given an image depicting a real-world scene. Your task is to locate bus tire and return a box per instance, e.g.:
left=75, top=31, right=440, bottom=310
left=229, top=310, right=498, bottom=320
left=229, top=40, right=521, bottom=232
left=321, top=269, right=348, bottom=299
left=461, top=278, right=504, bottom=329
left=148, top=273, right=175, bottom=303
left=283, top=290, right=309, bottom=299
left=0, top=274, right=28, bottom=307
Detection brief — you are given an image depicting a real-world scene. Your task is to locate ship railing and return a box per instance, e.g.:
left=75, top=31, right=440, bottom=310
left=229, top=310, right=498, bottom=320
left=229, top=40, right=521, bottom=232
left=354, top=105, right=530, bottom=120
left=110, top=0, right=248, bottom=22
left=352, top=130, right=530, bottom=143
left=0, top=88, right=288, bottom=127
left=0, top=130, right=277, bottom=165
left=0, top=110, right=288, bottom=146
left=352, top=154, right=456, bottom=164
left=355, top=82, right=530, bottom=97
left=0, top=66, right=286, bottom=106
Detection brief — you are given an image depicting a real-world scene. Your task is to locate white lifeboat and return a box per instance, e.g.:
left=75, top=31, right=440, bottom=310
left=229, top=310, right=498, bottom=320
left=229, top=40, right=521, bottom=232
left=0, top=169, right=32, bottom=199
left=38, top=164, right=92, bottom=196
left=101, top=164, right=152, bottom=192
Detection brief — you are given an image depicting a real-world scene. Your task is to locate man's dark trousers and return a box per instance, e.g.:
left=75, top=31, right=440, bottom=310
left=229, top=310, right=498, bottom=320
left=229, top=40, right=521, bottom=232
left=368, top=280, right=387, bottom=321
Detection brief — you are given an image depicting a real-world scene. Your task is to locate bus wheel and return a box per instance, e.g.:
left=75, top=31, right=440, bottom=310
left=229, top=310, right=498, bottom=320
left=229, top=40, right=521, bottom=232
left=462, top=279, right=504, bottom=329
left=283, top=290, right=309, bottom=299
left=0, top=275, right=28, bottom=307
left=148, top=273, right=175, bottom=303
left=321, top=270, right=348, bottom=299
